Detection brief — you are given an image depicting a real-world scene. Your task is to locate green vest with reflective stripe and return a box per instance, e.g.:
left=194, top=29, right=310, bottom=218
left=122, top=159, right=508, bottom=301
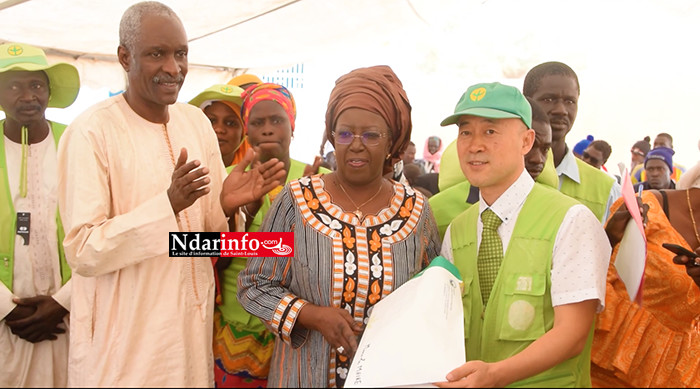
left=559, top=158, right=614, bottom=222
left=0, top=120, right=71, bottom=291
left=451, top=183, right=593, bottom=388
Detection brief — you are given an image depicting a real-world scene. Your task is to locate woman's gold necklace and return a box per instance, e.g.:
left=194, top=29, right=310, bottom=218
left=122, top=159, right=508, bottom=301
left=335, top=176, right=385, bottom=220
left=686, top=188, right=700, bottom=246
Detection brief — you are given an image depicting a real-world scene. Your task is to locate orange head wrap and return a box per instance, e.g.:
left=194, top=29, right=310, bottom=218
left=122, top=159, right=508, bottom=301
left=324, top=65, right=412, bottom=174
left=241, top=83, right=296, bottom=132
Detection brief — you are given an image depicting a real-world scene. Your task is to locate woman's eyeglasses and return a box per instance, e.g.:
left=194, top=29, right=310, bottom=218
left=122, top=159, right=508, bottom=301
left=334, top=130, right=388, bottom=146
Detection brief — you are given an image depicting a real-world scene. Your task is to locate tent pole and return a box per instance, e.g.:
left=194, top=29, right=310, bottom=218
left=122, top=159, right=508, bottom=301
left=0, top=0, right=31, bottom=12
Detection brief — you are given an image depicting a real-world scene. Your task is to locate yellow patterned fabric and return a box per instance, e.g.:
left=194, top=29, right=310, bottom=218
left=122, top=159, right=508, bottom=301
left=591, top=191, right=700, bottom=387
left=213, top=310, right=275, bottom=380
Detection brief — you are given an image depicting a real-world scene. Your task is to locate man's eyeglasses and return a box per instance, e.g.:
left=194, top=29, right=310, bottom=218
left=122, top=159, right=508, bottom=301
left=582, top=151, right=600, bottom=166
left=630, top=148, right=646, bottom=157
left=334, top=130, right=388, bottom=147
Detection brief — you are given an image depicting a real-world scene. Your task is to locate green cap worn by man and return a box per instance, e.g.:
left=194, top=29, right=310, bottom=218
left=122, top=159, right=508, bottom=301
left=431, top=82, right=558, bottom=240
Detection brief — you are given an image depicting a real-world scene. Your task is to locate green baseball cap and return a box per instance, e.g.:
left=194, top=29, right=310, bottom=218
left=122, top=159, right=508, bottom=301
left=0, top=42, right=80, bottom=109
left=440, top=82, right=532, bottom=128
left=188, top=84, right=245, bottom=109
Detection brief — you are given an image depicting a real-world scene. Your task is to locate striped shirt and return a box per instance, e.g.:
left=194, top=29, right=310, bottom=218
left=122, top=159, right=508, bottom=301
left=238, top=175, right=442, bottom=387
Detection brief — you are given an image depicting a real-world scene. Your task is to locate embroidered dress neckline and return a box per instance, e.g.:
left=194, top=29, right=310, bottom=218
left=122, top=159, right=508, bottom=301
left=312, top=175, right=404, bottom=226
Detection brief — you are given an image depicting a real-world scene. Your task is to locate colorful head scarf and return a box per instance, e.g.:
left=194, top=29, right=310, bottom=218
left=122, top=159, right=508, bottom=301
left=240, top=83, right=296, bottom=132
left=324, top=65, right=412, bottom=174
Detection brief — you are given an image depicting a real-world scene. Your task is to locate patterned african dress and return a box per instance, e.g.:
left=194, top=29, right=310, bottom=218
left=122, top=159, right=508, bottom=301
left=237, top=174, right=442, bottom=388
left=214, top=159, right=321, bottom=388
left=591, top=191, right=700, bottom=387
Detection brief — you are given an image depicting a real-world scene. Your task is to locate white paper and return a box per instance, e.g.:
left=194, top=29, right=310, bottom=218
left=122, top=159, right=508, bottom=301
left=614, top=169, right=647, bottom=303
left=345, top=257, right=466, bottom=388
left=615, top=219, right=647, bottom=302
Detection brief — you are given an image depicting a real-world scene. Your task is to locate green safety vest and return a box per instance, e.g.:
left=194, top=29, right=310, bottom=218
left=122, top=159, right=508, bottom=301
left=450, top=183, right=593, bottom=387
left=430, top=150, right=559, bottom=242
left=559, top=158, right=614, bottom=222
left=429, top=181, right=474, bottom=241
left=0, top=120, right=71, bottom=291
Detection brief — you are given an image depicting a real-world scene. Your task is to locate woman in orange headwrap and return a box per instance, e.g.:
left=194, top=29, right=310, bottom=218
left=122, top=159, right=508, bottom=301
left=237, top=65, right=441, bottom=388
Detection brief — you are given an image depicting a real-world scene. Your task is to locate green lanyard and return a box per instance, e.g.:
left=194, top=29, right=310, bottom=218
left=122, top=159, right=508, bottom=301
left=19, top=126, right=28, bottom=198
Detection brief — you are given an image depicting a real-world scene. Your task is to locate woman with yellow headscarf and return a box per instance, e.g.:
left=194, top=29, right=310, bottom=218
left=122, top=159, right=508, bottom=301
left=189, top=84, right=251, bottom=171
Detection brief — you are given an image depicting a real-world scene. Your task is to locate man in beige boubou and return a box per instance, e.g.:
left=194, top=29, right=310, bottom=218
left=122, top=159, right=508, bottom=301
left=57, top=2, right=285, bottom=387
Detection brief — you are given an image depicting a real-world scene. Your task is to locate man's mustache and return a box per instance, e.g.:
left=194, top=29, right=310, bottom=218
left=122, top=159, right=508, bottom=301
left=17, top=103, right=43, bottom=111
left=152, top=74, right=184, bottom=84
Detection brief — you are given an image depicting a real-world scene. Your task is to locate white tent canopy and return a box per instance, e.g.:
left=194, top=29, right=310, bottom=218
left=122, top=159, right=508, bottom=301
left=0, top=0, right=422, bottom=88
left=2, top=0, right=700, bottom=170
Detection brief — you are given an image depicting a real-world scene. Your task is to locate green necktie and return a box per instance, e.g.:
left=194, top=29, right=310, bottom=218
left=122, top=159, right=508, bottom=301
left=477, top=208, right=503, bottom=305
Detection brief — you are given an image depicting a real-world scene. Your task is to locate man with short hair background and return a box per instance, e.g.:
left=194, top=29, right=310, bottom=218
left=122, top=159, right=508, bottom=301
left=634, top=147, right=676, bottom=191
left=0, top=42, right=79, bottom=387
left=523, top=61, right=621, bottom=223
left=632, top=132, right=686, bottom=184
left=582, top=139, right=620, bottom=183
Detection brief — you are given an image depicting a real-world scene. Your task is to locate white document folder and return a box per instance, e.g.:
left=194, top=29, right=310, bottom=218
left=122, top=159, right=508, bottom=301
left=345, top=256, right=466, bottom=388
left=614, top=169, right=647, bottom=303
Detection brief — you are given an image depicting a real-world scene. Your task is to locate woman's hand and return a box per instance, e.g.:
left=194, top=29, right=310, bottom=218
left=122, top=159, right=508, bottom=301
left=672, top=246, right=700, bottom=289
left=605, top=197, right=649, bottom=247
left=297, top=304, right=364, bottom=358
left=220, top=148, right=286, bottom=217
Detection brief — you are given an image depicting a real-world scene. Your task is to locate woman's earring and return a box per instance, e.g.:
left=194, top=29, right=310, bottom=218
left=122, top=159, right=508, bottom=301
left=386, top=153, right=391, bottom=160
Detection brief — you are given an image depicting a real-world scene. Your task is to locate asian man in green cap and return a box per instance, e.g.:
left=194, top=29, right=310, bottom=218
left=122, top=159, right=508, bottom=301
left=428, top=96, right=559, bottom=240
left=434, top=82, right=610, bottom=388
left=0, top=42, right=79, bottom=387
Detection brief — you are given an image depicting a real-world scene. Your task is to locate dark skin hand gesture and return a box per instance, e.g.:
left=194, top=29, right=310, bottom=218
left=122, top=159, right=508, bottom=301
left=241, top=154, right=323, bottom=230
left=604, top=197, right=649, bottom=248
left=672, top=246, right=700, bottom=289
left=296, top=304, right=364, bottom=359
left=302, top=155, right=323, bottom=177
left=4, top=296, right=68, bottom=343
left=221, top=148, right=286, bottom=218
left=168, top=148, right=211, bottom=215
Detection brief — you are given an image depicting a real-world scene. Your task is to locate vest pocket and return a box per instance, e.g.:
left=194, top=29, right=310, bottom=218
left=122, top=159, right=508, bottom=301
left=498, top=273, right=546, bottom=341
left=460, top=276, right=474, bottom=339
